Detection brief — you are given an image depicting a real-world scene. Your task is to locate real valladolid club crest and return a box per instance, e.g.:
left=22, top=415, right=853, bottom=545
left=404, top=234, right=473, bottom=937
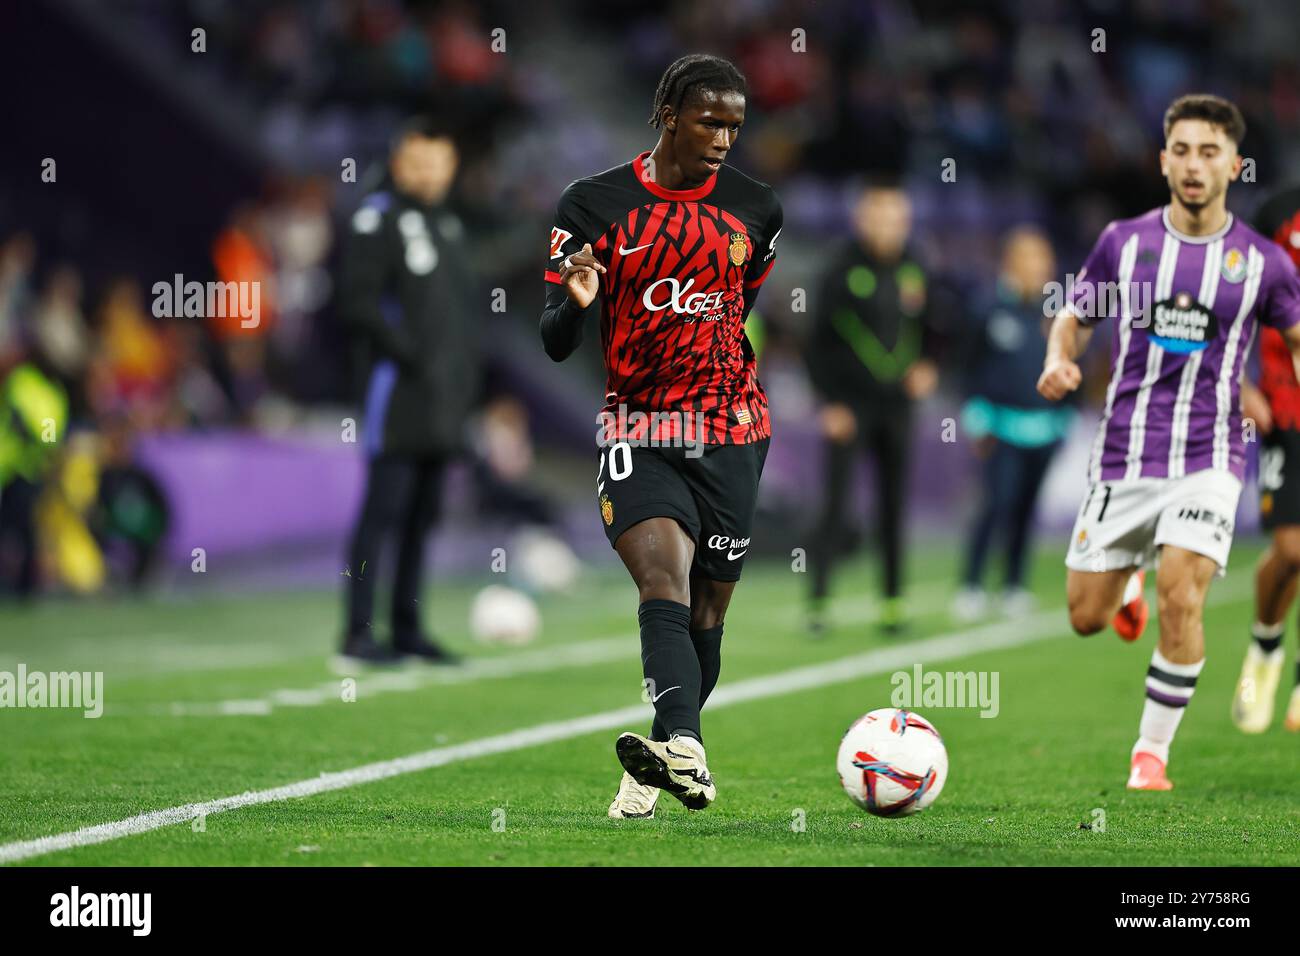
left=1221, top=247, right=1247, bottom=283
left=728, top=232, right=748, bottom=267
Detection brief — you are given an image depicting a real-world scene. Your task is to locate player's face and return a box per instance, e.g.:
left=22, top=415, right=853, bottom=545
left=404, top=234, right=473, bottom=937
left=392, top=135, right=458, bottom=205
left=669, top=90, right=746, bottom=184
left=1160, top=119, right=1241, bottom=212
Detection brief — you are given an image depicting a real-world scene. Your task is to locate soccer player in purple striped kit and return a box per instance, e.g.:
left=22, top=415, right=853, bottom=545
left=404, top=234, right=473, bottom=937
left=1038, top=95, right=1300, bottom=790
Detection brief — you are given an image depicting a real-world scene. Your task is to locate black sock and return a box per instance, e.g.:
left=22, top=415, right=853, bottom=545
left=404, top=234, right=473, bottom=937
left=1251, top=620, right=1284, bottom=654
left=639, top=600, right=700, bottom=742
left=692, top=624, right=724, bottom=706
left=1257, top=635, right=1283, bottom=654
left=650, top=624, right=724, bottom=742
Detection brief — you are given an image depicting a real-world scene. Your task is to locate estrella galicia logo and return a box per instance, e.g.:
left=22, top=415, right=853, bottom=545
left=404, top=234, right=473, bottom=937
left=1149, top=291, right=1217, bottom=354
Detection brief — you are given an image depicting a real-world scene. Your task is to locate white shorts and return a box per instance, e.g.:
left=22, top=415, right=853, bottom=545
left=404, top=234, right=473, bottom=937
left=1065, top=469, right=1242, bottom=576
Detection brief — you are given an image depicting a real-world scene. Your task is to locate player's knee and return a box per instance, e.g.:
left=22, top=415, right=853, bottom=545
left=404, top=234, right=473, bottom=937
left=635, top=566, right=690, bottom=605
left=1068, top=602, right=1109, bottom=636
left=1156, top=578, right=1202, bottom=622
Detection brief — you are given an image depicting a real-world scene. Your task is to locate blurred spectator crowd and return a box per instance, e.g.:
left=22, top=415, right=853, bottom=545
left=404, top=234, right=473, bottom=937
left=3, top=0, right=1299, bottom=595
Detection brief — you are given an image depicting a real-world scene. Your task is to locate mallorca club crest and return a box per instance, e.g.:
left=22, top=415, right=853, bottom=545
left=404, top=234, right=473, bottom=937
left=600, top=494, right=614, bottom=526
left=1221, top=248, right=1247, bottom=284
left=728, top=231, right=748, bottom=267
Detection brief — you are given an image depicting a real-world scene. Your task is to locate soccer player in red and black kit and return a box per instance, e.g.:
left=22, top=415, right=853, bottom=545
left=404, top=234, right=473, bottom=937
left=1233, top=185, right=1300, bottom=733
left=540, top=54, right=782, bottom=816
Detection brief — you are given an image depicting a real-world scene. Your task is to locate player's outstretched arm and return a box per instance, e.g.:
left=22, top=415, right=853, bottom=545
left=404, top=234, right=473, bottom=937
left=1036, top=310, right=1090, bottom=401
left=540, top=242, right=605, bottom=362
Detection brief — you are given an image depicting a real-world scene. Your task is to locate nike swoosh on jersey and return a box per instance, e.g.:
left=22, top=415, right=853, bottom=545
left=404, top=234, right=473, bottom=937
left=618, top=242, right=654, bottom=255
left=727, top=549, right=748, bottom=560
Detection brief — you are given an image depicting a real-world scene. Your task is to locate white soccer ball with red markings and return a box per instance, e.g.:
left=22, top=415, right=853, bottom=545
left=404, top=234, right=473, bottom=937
left=836, top=709, right=948, bottom=816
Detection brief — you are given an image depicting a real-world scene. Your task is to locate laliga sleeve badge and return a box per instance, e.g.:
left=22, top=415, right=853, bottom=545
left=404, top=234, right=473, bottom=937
left=728, top=232, right=748, bottom=267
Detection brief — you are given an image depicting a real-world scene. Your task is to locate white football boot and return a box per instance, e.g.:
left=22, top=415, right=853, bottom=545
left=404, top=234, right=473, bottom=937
left=615, top=732, right=716, bottom=810
left=1231, top=643, right=1284, bottom=734
left=608, top=771, right=659, bottom=819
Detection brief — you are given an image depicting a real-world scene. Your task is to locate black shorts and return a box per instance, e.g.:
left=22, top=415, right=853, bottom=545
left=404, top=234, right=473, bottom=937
left=1259, top=428, right=1300, bottom=530
left=596, top=438, right=770, bottom=582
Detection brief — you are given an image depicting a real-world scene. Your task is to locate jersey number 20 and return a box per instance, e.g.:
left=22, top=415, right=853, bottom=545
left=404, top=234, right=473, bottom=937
left=598, top=441, right=633, bottom=495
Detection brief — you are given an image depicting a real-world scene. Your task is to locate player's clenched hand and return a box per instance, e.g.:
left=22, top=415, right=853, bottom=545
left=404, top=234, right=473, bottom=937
left=1037, top=358, right=1082, bottom=401
left=559, top=243, right=605, bottom=309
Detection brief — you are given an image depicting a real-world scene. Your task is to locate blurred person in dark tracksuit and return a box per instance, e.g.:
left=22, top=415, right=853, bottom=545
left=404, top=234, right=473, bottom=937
left=952, top=227, right=1072, bottom=622
left=336, top=116, right=481, bottom=665
left=805, top=184, right=940, bottom=635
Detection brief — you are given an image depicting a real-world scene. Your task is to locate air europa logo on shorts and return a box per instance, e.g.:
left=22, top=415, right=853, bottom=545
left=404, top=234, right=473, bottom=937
left=642, top=277, right=727, bottom=320
left=1149, top=292, right=1217, bottom=354
left=709, top=534, right=751, bottom=560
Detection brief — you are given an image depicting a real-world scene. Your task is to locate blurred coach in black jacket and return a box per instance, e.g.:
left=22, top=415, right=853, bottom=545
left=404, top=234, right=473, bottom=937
left=804, top=183, right=941, bottom=635
left=336, top=116, right=480, bottom=665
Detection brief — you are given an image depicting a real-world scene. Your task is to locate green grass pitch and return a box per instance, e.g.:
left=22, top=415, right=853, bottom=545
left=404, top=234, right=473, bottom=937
left=1, top=539, right=1297, bottom=866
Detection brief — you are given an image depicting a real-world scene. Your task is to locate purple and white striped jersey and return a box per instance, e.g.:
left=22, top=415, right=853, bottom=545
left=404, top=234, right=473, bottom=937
left=1065, top=206, right=1300, bottom=482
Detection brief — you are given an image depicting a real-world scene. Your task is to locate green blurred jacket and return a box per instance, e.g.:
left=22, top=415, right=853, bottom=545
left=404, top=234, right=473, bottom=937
left=0, top=363, right=68, bottom=486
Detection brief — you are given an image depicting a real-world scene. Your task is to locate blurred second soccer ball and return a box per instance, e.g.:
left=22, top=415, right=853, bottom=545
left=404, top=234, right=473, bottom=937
left=469, top=585, right=541, bottom=646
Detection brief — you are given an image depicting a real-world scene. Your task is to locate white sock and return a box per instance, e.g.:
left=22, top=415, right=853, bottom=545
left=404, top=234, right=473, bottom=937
left=1134, top=648, right=1205, bottom=764
left=1251, top=619, right=1284, bottom=640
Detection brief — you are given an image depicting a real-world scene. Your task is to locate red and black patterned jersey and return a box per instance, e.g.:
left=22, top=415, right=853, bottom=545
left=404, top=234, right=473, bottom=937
left=543, top=151, right=782, bottom=446
left=1255, top=187, right=1300, bottom=429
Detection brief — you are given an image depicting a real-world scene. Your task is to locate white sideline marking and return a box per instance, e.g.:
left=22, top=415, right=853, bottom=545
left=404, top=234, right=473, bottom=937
left=0, top=575, right=1251, bottom=864
left=162, top=582, right=951, bottom=716
left=163, top=635, right=636, bottom=716
left=0, top=582, right=640, bottom=680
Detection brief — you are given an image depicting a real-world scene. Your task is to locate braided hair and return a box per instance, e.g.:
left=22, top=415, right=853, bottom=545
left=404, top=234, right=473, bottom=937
left=648, top=54, right=747, bottom=129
